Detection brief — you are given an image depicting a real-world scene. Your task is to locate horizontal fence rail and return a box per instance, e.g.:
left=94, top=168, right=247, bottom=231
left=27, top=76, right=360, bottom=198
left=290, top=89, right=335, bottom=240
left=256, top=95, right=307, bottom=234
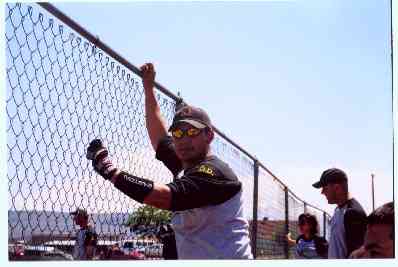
left=6, top=2, right=331, bottom=260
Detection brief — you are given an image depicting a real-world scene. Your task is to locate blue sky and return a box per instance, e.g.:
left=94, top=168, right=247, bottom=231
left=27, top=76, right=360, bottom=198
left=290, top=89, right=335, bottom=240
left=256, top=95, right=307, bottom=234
left=44, top=0, right=393, bottom=215
left=3, top=0, right=392, bottom=220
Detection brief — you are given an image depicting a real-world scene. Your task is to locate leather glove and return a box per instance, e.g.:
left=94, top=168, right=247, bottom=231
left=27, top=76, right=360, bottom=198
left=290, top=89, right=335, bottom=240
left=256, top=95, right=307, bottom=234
left=86, top=139, right=118, bottom=180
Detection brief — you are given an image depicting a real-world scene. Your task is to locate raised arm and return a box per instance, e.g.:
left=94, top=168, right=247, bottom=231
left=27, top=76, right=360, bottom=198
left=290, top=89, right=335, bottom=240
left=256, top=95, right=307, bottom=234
left=140, top=63, right=168, bottom=150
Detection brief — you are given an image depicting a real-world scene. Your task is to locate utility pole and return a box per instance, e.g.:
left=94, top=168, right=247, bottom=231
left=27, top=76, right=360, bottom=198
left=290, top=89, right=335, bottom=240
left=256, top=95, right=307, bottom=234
left=371, top=173, right=375, bottom=212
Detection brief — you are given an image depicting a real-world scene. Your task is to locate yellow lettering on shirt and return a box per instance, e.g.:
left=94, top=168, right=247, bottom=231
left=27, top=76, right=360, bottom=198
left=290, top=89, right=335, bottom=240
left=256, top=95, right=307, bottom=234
left=198, top=165, right=215, bottom=176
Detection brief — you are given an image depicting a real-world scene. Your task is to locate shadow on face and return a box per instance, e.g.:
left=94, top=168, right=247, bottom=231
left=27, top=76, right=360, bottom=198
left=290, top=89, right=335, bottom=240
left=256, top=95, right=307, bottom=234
left=364, top=224, right=394, bottom=258
left=321, top=184, right=337, bottom=204
left=172, top=123, right=213, bottom=163
left=298, top=222, right=311, bottom=236
left=321, top=183, right=347, bottom=204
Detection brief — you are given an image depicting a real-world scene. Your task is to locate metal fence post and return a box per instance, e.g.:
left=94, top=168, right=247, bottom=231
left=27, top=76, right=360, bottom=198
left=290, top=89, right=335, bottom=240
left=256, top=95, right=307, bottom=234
left=323, top=212, right=327, bottom=239
left=304, top=202, right=307, bottom=213
left=251, top=159, right=259, bottom=259
left=284, top=187, right=289, bottom=259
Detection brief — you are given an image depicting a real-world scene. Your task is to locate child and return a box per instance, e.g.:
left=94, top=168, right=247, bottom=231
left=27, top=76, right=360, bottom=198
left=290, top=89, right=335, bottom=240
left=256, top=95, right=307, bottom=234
left=286, top=213, right=328, bottom=259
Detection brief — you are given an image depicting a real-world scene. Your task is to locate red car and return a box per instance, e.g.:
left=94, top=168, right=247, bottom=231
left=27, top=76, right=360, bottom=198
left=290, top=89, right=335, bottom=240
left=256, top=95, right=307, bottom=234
left=129, top=250, right=145, bottom=260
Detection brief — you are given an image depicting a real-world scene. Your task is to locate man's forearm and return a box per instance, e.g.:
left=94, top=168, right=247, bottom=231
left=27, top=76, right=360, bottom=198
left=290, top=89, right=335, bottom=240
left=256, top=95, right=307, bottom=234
left=110, top=170, right=172, bottom=210
left=88, top=138, right=172, bottom=210
left=143, top=183, right=172, bottom=210
left=141, top=64, right=168, bottom=150
left=144, top=87, right=168, bottom=150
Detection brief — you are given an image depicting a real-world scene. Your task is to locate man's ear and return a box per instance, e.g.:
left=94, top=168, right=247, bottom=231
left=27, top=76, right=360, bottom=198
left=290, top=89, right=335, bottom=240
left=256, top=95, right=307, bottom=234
left=332, top=183, right=340, bottom=191
left=205, top=128, right=214, bottom=144
left=334, top=183, right=345, bottom=194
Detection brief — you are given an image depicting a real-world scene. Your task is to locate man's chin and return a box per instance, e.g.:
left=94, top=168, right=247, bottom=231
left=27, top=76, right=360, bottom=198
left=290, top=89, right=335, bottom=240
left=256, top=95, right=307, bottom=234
left=177, top=153, right=193, bottom=162
left=181, top=156, right=198, bottom=163
left=178, top=154, right=203, bottom=164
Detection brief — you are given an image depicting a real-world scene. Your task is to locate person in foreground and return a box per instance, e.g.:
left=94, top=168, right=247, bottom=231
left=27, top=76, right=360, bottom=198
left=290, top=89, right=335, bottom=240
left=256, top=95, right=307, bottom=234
left=349, top=202, right=394, bottom=259
left=86, top=63, right=253, bottom=259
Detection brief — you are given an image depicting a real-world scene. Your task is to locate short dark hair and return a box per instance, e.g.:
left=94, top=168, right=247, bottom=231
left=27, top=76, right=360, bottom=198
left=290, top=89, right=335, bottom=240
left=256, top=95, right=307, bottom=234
left=367, top=202, right=394, bottom=239
left=71, top=208, right=88, bottom=219
left=298, top=213, right=319, bottom=235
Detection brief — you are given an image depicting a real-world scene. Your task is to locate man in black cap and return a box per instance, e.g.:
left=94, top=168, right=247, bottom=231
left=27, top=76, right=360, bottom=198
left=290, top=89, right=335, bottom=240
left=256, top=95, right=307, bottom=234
left=312, top=168, right=367, bottom=259
left=71, top=209, right=98, bottom=260
left=85, top=63, right=252, bottom=259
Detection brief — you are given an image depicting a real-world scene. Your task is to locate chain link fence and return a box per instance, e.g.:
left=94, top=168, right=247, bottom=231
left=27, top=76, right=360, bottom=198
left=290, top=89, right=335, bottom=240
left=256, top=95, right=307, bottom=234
left=255, top=167, right=287, bottom=259
left=6, top=2, right=331, bottom=260
left=6, top=0, right=175, bottom=249
left=211, top=135, right=255, bottom=219
left=287, top=193, right=305, bottom=258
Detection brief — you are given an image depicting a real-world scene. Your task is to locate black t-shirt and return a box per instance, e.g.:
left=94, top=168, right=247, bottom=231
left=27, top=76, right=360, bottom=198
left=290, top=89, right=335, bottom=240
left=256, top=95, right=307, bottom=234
left=342, top=198, right=367, bottom=257
left=155, top=136, right=242, bottom=212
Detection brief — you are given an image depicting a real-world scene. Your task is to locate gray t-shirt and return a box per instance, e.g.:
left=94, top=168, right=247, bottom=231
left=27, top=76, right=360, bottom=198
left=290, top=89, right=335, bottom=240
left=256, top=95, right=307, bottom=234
left=171, top=190, right=253, bottom=259
left=328, top=206, right=347, bottom=259
left=328, top=198, right=367, bottom=259
left=156, top=136, right=253, bottom=259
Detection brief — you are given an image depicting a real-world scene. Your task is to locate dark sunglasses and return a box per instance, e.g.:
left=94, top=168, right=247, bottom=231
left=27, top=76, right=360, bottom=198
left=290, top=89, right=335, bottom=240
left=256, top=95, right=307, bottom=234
left=171, top=127, right=203, bottom=139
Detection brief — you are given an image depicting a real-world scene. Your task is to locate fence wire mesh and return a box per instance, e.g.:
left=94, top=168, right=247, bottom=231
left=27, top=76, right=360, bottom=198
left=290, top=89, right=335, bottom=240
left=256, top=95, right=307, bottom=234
left=211, top=135, right=255, bottom=219
left=287, top=193, right=305, bottom=258
left=6, top=2, right=331, bottom=260
left=6, top=2, right=175, bottom=245
left=324, top=213, right=331, bottom=241
left=256, top=167, right=286, bottom=259
left=306, top=205, right=327, bottom=238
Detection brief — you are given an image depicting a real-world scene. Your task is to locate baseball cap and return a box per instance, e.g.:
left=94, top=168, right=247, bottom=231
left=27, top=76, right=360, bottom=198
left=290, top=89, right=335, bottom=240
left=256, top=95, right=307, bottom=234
left=168, top=105, right=212, bottom=131
left=312, top=168, right=348, bottom=188
left=70, top=208, right=88, bottom=218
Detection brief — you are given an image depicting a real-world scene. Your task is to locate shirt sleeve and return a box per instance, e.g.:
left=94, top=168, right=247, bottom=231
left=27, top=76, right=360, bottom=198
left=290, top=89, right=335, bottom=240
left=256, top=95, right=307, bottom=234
left=165, top=163, right=242, bottom=211
left=155, top=135, right=183, bottom=177
left=344, top=209, right=367, bottom=257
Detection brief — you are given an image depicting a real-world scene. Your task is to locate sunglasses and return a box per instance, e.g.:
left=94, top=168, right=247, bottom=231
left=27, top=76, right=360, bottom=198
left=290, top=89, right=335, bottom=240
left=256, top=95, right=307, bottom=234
left=171, top=127, right=203, bottom=139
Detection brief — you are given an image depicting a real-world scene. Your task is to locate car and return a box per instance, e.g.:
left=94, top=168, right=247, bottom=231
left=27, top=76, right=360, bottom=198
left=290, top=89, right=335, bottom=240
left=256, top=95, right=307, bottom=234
left=129, top=250, right=145, bottom=260
left=9, top=244, right=73, bottom=261
left=118, top=238, right=164, bottom=260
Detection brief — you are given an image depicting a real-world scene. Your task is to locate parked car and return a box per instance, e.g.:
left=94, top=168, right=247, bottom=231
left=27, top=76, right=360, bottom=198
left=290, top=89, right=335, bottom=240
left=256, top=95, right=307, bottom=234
left=129, top=250, right=145, bottom=260
left=9, top=244, right=73, bottom=261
